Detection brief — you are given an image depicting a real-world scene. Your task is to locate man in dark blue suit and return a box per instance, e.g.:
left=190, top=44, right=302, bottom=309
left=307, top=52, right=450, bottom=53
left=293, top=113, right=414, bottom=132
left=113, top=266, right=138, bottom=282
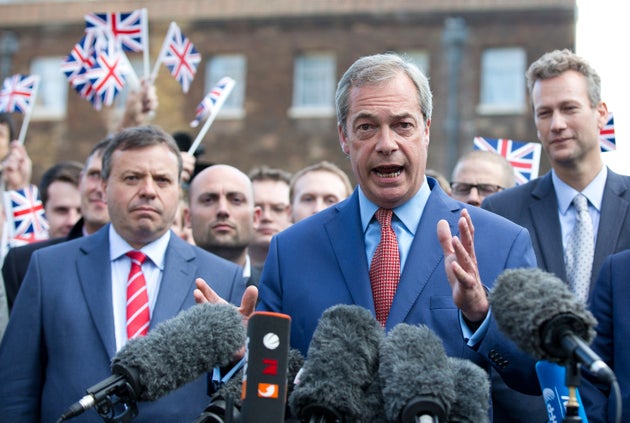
left=0, top=125, right=246, bottom=422
left=197, top=53, right=542, bottom=407
left=580, top=249, right=630, bottom=423
left=482, top=49, right=630, bottom=423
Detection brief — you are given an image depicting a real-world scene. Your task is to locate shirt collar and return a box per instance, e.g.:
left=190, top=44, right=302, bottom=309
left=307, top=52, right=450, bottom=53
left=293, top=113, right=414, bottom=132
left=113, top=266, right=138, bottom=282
left=109, top=224, right=171, bottom=270
left=359, top=177, right=431, bottom=235
left=552, top=165, right=607, bottom=214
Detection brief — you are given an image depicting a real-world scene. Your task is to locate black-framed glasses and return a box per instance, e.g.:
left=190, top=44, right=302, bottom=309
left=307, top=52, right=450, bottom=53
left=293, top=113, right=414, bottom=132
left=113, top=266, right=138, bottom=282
left=450, top=182, right=503, bottom=196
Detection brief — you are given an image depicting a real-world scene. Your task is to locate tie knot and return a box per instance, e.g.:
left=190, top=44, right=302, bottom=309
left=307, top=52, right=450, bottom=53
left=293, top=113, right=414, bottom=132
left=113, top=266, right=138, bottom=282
left=573, top=194, right=588, bottom=213
left=126, top=250, right=147, bottom=265
left=375, top=208, right=393, bottom=227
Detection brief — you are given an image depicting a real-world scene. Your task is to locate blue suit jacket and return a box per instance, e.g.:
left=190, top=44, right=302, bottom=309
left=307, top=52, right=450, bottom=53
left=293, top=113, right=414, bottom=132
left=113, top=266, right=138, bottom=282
left=580, top=249, right=630, bottom=423
left=258, top=180, right=540, bottom=394
left=482, top=169, right=630, bottom=295
left=0, top=225, right=245, bottom=423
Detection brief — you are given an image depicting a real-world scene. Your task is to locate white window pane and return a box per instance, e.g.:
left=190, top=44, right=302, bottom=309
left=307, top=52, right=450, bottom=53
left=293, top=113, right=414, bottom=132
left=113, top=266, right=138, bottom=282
left=480, top=47, right=526, bottom=111
left=292, top=53, right=335, bottom=108
left=30, top=56, right=68, bottom=119
left=206, top=54, right=246, bottom=113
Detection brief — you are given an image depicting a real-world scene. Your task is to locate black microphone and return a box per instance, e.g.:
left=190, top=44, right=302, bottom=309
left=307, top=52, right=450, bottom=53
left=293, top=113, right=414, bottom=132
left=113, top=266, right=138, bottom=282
left=58, top=303, right=246, bottom=422
left=489, top=268, right=615, bottom=383
left=446, top=357, right=490, bottom=423
left=379, top=323, right=455, bottom=423
left=288, top=304, right=385, bottom=422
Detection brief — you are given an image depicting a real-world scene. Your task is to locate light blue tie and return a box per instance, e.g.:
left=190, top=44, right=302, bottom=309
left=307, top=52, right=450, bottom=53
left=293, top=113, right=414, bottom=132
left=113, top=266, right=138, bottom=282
left=564, top=194, right=594, bottom=302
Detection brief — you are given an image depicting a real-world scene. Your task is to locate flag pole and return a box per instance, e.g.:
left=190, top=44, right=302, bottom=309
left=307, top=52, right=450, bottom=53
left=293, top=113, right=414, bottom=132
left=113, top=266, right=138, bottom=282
left=17, top=75, right=40, bottom=145
left=141, top=8, right=150, bottom=80
left=150, top=21, right=176, bottom=83
left=188, top=79, right=235, bottom=155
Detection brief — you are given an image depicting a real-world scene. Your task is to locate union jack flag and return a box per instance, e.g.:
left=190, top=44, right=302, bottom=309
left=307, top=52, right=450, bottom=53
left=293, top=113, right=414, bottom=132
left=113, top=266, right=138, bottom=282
left=85, top=9, right=147, bottom=53
left=3, top=185, right=49, bottom=245
left=599, top=112, right=616, bottom=152
left=0, top=74, right=39, bottom=114
left=84, top=42, right=130, bottom=110
left=160, top=22, right=201, bottom=93
left=61, top=34, right=97, bottom=84
left=473, top=137, right=542, bottom=185
left=190, top=76, right=235, bottom=127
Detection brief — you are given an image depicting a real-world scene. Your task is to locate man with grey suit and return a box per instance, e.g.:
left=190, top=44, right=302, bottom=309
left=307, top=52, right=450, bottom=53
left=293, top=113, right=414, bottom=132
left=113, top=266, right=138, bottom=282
left=0, top=125, right=246, bottom=422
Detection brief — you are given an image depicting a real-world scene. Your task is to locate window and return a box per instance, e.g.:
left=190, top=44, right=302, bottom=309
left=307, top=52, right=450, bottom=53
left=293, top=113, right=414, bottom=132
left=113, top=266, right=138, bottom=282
left=289, top=53, right=336, bottom=118
left=478, top=47, right=526, bottom=114
left=30, top=56, right=68, bottom=120
left=400, top=50, right=430, bottom=76
left=205, top=54, right=246, bottom=118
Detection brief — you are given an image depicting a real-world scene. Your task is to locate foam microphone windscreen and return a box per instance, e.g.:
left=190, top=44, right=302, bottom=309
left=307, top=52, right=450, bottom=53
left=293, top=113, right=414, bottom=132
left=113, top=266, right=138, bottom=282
left=488, top=268, right=597, bottom=363
left=111, top=302, right=246, bottom=401
left=379, top=323, right=456, bottom=422
left=288, top=304, right=384, bottom=422
left=447, top=357, right=490, bottom=423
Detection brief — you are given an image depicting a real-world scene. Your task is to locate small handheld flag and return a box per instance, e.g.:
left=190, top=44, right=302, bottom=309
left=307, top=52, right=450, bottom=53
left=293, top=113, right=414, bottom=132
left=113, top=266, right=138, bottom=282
left=188, top=77, right=235, bottom=155
left=151, top=22, right=201, bottom=93
left=473, top=136, right=542, bottom=185
left=599, top=112, right=615, bottom=152
left=3, top=185, right=49, bottom=246
left=0, top=74, right=41, bottom=144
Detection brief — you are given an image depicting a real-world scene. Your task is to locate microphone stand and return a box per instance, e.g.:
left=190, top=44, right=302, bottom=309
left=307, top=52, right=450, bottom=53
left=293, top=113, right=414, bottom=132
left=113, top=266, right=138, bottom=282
left=563, top=361, right=582, bottom=423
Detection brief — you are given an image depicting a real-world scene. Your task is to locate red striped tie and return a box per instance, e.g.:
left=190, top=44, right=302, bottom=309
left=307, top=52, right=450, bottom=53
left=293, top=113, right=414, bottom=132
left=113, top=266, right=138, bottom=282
left=126, top=251, right=150, bottom=339
left=369, top=208, right=400, bottom=326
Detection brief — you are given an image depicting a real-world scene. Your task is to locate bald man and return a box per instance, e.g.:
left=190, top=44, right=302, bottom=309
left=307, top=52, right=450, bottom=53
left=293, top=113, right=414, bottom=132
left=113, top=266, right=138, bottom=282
left=185, top=165, right=261, bottom=285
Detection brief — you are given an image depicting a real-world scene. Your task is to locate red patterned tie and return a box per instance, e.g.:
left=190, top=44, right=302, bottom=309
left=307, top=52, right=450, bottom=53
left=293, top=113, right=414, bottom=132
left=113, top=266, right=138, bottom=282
left=126, top=251, right=150, bottom=339
left=369, top=208, right=400, bottom=326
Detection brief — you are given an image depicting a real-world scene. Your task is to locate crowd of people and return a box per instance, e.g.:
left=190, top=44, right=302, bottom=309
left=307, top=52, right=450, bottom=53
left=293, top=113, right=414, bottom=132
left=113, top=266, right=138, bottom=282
left=0, top=48, right=627, bottom=423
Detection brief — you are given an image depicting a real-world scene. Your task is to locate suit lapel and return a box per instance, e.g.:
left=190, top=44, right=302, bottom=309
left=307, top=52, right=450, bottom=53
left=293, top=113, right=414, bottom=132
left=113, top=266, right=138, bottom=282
left=325, top=193, right=375, bottom=311
left=76, top=228, right=117, bottom=358
left=150, top=236, right=197, bottom=325
left=593, top=170, right=630, bottom=285
left=529, top=174, right=567, bottom=280
left=387, top=185, right=461, bottom=328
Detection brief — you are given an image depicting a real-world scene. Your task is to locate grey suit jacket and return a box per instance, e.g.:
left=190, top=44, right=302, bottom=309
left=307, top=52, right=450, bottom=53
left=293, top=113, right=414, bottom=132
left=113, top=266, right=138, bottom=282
left=0, top=224, right=245, bottom=422
left=482, top=168, right=630, bottom=295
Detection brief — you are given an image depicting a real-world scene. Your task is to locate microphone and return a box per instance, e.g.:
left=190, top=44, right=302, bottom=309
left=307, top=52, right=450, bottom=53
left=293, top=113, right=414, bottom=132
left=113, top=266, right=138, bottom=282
left=240, top=311, right=291, bottom=423
left=489, top=268, right=615, bottom=383
left=58, top=303, right=246, bottom=422
left=288, top=304, right=385, bottom=422
left=446, top=357, right=490, bottom=423
left=379, top=323, right=455, bottom=423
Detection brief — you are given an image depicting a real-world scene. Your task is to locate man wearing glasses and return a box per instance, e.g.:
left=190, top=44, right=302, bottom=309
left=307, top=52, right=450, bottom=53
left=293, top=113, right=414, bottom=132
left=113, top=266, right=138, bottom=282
left=449, top=150, right=515, bottom=206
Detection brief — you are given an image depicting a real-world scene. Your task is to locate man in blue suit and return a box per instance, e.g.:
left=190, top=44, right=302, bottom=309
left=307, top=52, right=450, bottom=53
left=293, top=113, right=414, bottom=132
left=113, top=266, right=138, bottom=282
left=193, top=53, right=542, bottom=410
left=0, top=125, right=246, bottom=422
left=580, top=249, right=630, bottom=423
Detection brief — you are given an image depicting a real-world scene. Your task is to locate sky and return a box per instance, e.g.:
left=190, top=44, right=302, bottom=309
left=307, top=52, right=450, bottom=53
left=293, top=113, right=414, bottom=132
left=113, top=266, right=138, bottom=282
left=576, top=0, right=629, bottom=174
